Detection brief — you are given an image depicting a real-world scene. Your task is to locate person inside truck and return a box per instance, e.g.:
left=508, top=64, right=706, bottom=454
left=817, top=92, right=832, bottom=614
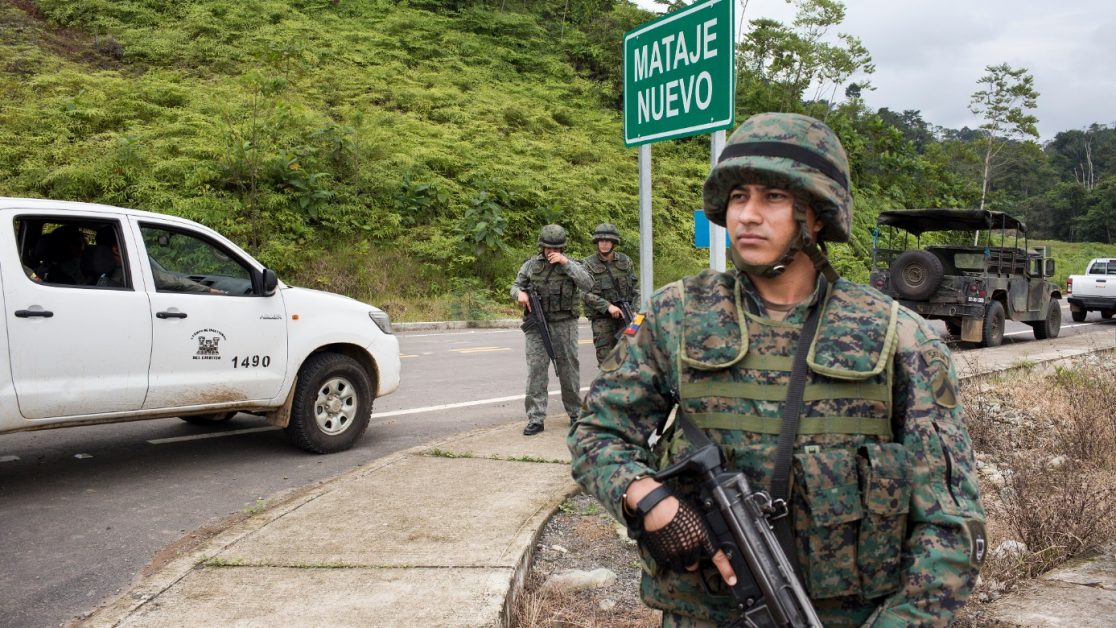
left=91, top=226, right=221, bottom=294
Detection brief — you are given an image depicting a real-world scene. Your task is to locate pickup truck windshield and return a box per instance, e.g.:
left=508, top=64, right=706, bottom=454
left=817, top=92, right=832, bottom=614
left=1087, top=261, right=1116, bottom=275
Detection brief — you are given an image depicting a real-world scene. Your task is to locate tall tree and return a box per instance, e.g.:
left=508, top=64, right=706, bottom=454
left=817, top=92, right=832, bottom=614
left=736, top=0, right=874, bottom=114
left=968, top=63, right=1040, bottom=209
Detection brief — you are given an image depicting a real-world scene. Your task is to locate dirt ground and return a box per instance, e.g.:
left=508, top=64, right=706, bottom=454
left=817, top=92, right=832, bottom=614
left=516, top=492, right=659, bottom=628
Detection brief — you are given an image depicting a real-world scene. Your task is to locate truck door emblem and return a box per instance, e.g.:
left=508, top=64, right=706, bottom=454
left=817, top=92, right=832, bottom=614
left=191, top=328, right=228, bottom=360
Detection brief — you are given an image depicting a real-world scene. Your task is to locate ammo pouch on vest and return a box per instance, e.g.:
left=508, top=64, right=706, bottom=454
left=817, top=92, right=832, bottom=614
left=657, top=272, right=906, bottom=602
left=793, top=443, right=910, bottom=600
left=585, top=255, right=634, bottom=317
left=528, top=259, right=576, bottom=319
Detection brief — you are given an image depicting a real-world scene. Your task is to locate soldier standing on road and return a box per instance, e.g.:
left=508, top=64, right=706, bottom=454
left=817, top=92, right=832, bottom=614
left=568, top=113, right=986, bottom=626
left=582, top=223, right=640, bottom=368
left=511, top=224, right=593, bottom=436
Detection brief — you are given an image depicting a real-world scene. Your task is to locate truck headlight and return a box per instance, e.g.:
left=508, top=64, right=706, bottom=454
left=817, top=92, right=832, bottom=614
left=368, top=310, right=393, bottom=335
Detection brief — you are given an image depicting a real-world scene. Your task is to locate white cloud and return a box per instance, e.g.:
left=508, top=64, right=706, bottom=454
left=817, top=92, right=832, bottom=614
left=633, top=0, right=1116, bottom=140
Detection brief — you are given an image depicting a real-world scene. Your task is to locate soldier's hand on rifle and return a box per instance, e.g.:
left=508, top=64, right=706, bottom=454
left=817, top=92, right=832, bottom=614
left=625, top=478, right=738, bottom=586
left=518, top=290, right=531, bottom=311
left=607, top=304, right=623, bottom=319
left=545, top=250, right=568, bottom=265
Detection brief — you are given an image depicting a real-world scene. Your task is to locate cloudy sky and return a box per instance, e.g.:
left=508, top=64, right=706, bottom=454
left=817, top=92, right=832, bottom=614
left=636, top=0, right=1116, bottom=141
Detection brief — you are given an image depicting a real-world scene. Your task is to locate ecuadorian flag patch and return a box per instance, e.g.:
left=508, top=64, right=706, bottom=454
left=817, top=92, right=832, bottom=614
left=623, top=313, right=645, bottom=336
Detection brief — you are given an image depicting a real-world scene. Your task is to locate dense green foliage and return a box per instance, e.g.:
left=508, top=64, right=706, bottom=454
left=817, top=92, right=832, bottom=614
left=0, top=0, right=1112, bottom=320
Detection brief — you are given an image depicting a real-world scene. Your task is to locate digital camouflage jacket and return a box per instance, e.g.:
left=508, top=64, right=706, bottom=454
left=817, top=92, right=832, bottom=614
left=581, top=252, right=639, bottom=319
left=568, top=269, right=985, bottom=627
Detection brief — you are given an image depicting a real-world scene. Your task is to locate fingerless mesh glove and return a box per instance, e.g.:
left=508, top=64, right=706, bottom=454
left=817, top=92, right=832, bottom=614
left=642, top=498, right=715, bottom=572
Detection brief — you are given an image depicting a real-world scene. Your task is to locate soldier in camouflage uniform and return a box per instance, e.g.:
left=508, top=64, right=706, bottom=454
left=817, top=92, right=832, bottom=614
left=512, top=224, right=593, bottom=436
left=582, top=223, right=640, bottom=367
left=568, top=113, right=986, bottom=626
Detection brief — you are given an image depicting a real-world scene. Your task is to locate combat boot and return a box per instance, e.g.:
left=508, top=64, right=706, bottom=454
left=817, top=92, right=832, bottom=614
left=523, top=420, right=544, bottom=436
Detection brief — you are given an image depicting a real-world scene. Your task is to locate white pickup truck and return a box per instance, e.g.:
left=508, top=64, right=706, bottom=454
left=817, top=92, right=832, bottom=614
left=0, top=198, right=401, bottom=453
left=1066, top=257, right=1116, bottom=322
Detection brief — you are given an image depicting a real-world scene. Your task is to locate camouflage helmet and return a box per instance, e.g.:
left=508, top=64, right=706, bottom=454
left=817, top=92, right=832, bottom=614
left=591, top=223, right=621, bottom=244
left=537, top=223, right=567, bottom=248
left=703, top=112, right=852, bottom=243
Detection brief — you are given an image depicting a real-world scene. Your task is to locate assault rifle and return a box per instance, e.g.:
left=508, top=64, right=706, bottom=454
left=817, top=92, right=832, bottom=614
left=613, top=300, right=636, bottom=340
left=654, top=412, right=822, bottom=628
left=520, top=285, right=558, bottom=374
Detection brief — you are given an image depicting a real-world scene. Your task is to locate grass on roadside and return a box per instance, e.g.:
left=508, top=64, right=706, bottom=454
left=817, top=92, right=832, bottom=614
left=958, top=353, right=1116, bottom=623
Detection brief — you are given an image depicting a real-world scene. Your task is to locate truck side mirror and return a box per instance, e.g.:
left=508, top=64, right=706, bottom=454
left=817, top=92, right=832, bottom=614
left=1045, top=259, right=1056, bottom=277
left=262, top=268, right=278, bottom=296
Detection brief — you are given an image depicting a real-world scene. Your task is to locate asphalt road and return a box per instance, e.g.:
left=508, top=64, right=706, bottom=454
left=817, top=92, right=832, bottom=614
left=0, top=323, right=599, bottom=628
left=0, top=304, right=1107, bottom=627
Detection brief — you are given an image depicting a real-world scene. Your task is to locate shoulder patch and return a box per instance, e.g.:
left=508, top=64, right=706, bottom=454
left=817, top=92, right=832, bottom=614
left=623, top=312, right=645, bottom=336
left=919, top=337, right=958, bottom=408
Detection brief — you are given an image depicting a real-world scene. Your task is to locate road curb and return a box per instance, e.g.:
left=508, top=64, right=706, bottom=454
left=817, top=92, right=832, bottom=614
left=392, top=319, right=521, bottom=331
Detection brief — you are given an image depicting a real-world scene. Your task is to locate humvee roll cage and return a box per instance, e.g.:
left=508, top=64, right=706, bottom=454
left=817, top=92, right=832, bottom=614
left=871, top=209, right=1046, bottom=278
left=874, top=208, right=1027, bottom=235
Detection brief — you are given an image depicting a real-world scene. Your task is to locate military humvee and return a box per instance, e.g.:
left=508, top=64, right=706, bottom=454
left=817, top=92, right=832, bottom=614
left=868, top=209, right=1062, bottom=347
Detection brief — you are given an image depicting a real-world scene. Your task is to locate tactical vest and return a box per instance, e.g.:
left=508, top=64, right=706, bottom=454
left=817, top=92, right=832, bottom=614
left=583, top=253, right=635, bottom=316
left=526, top=256, right=578, bottom=320
left=643, top=271, right=907, bottom=623
left=673, top=271, right=898, bottom=438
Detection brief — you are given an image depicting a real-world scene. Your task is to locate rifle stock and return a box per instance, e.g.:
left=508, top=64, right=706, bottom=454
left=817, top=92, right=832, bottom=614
left=655, top=439, right=822, bottom=628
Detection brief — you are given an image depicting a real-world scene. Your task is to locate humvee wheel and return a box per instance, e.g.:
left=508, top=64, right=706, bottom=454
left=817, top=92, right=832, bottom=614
left=1033, top=301, right=1062, bottom=340
left=982, top=301, right=1006, bottom=347
left=890, top=250, right=944, bottom=300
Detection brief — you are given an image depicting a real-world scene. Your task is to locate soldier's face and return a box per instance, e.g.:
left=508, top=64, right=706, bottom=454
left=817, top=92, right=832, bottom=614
left=596, top=240, right=614, bottom=255
left=725, top=184, right=820, bottom=266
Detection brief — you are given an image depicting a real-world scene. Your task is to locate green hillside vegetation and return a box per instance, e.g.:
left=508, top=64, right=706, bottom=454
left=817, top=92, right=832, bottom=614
left=1, top=0, right=1112, bottom=320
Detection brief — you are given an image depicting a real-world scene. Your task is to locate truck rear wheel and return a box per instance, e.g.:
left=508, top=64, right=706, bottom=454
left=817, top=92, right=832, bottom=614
left=1071, top=308, right=1087, bottom=322
left=286, top=353, right=373, bottom=454
left=1033, top=301, right=1061, bottom=340
left=1103, top=310, right=1115, bottom=320
left=982, top=301, right=1005, bottom=347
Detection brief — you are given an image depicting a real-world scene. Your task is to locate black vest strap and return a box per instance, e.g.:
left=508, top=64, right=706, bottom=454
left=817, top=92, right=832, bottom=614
left=770, top=275, right=826, bottom=579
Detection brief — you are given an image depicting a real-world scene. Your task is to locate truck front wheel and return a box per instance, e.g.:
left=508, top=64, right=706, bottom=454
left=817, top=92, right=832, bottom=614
left=286, top=353, right=373, bottom=454
left=1033, top=300, right=1062, bottom=340
left=982, top=301, right=1006, bottom=347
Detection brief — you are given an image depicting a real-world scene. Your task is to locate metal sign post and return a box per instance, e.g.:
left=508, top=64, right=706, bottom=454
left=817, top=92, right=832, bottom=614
left=639, top=144, right=653, bottom=309
left=709, top=129, right=727, bottom=272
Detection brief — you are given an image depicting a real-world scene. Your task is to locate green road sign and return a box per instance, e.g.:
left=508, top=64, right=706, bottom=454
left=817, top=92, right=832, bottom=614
left=623, top=0, right=735, bottom=147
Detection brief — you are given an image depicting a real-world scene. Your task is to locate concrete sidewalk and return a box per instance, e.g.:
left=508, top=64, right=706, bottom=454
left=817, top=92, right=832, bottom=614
left=80, top=328, right=1116, bottom=627
left=81, top=421, right=579, bottom=627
